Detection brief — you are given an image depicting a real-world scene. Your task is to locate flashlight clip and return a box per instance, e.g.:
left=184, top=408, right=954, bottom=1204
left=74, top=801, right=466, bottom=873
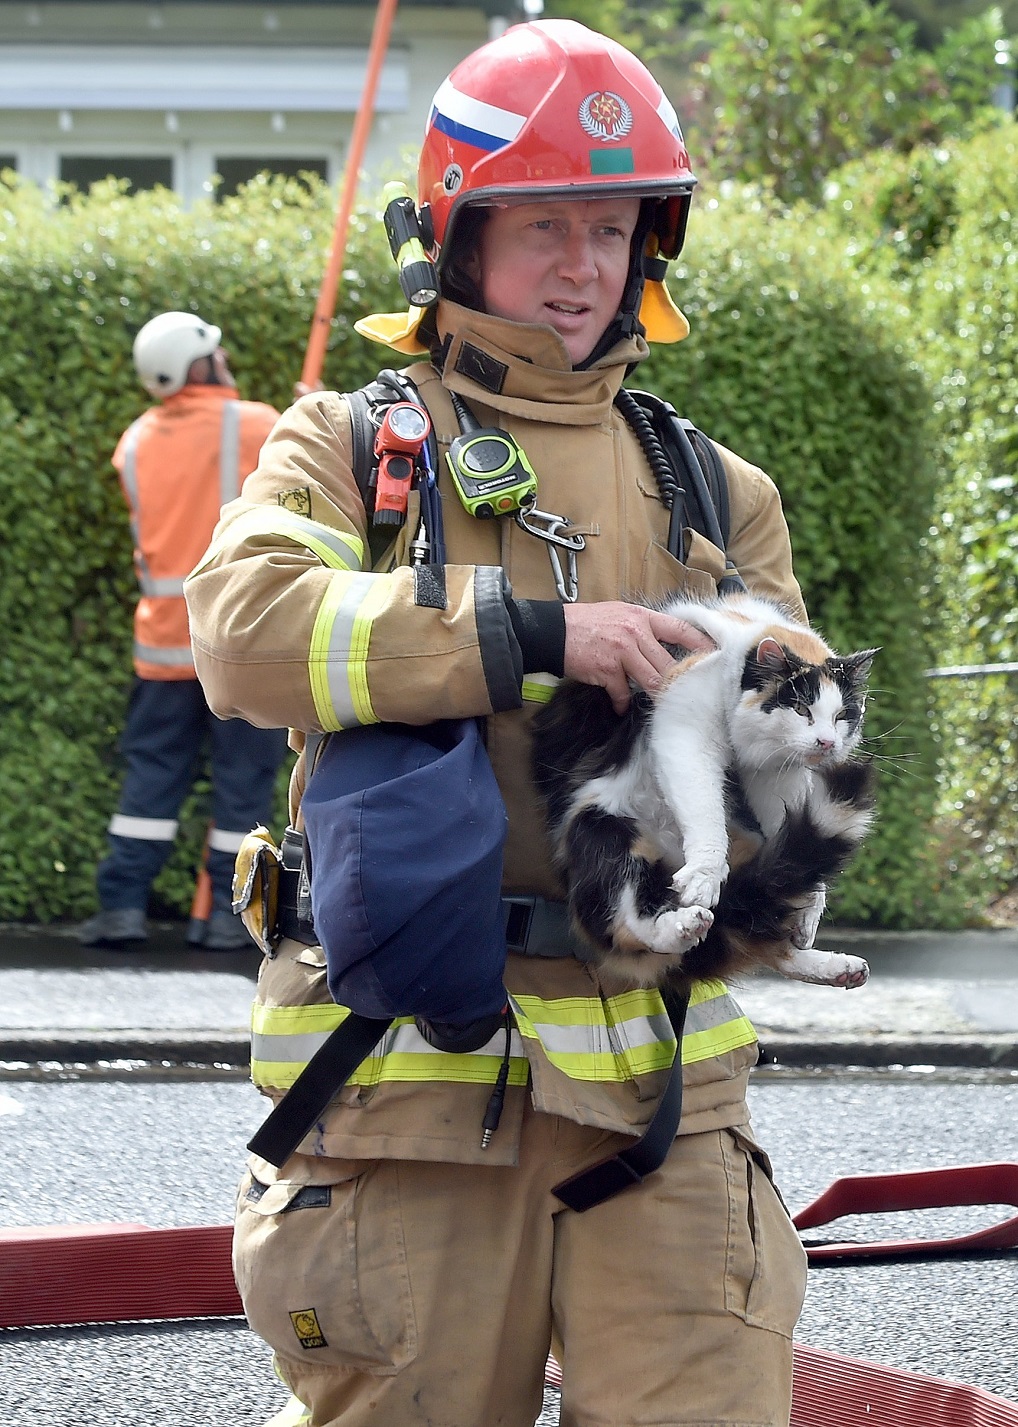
left=382, top=182, right=440, bottom=309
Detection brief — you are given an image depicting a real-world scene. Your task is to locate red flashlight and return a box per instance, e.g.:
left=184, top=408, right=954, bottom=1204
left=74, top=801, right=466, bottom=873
left=372, top=401, right=433, bottom=527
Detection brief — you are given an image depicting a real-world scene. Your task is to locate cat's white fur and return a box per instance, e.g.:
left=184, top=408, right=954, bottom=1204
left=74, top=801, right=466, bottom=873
left=596, top=591, right=872, bottom=988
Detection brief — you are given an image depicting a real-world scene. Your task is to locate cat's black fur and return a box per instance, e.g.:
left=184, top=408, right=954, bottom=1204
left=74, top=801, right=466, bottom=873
left=531, top=591, right=878, bottom=992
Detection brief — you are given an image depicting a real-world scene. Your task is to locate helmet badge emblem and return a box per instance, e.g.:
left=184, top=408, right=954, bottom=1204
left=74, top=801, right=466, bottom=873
left=442, top=163, right=464, bottom=196
left=578, top=91, right=633, bottom=143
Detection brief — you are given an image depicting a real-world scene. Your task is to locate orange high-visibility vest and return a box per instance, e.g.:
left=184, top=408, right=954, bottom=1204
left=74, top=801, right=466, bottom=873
left=114, top=385, right=280, bottom=680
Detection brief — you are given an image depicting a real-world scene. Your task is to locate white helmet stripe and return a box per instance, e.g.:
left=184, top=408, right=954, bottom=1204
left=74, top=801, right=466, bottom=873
left=429, top=78, right=527, bottom=153
left=656, top=93, right=683, bottom=142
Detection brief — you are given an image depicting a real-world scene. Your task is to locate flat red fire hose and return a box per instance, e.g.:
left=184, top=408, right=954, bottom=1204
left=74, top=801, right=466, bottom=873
left=793, top=1161, right=1018, bottom=1261
left=4, top=1203, right=1018, bottom=1425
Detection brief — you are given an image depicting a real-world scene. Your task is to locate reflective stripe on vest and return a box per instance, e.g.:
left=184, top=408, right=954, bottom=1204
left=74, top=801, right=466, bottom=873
left=134, top=641, right=195, bottom=669
left=249, top=979, right=755, bottom=1093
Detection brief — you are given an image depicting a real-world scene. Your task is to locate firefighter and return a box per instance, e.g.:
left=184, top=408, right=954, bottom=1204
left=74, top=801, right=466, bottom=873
left=186, top=20, right=808, bottom=1424
left=78, top=312, right=289, bottom=951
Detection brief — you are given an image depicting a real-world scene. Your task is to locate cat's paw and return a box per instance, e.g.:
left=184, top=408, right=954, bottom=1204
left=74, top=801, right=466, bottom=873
left=647, top=904, right=714, bottom=956
left=831, top=954, right=869, bottom=989
left=790, top=887, right=827, bottom=950
left=777, top=946, right=870, bottom=988
left=671, top=859, right=728, bottom=910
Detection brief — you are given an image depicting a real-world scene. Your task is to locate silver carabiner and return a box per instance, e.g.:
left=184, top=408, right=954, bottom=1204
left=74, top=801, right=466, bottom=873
left=514, top=506, right=585, bottom=603
left=515, top=505, right=587, bottom=551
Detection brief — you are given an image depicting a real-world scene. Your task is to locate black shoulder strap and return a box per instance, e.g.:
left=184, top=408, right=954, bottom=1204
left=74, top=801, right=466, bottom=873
left=621, top=388, right=746, bottom=595
left=684, top=423, right=732, bottom=550
left=551, top=990, right=689, bottom=1211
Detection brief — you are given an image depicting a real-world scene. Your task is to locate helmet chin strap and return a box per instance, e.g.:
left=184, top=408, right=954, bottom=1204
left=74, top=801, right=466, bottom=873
left=573, top=200, right=657, bottom=370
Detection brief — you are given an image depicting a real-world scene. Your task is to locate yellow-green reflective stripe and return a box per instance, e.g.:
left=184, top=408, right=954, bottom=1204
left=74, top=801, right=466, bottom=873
left=250, top=1003, right=528, bottom=1090
left=510, top=980, right=755, bottom=1081
left=250, top=981, right=756, bottom=1090
left=308, top=571, right=387, bottom=729
left=522, top=673, right=560, bottom=703
left=191, top=506, right=363, bottom=576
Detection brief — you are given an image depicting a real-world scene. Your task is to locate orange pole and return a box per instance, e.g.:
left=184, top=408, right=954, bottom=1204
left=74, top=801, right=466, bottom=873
left=300, top=0, right=401, bottom=390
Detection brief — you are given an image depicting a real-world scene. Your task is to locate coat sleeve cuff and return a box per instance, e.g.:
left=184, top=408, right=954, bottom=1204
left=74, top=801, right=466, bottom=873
left=475, top=567, right=524, bottom=712
left=504, top=597, right=566, bottom=678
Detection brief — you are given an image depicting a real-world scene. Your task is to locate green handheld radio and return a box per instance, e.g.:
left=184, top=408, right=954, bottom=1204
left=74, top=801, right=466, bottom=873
left=445, top=393, right=538, bottom=519
left=382, top=182, right=440, bottom=309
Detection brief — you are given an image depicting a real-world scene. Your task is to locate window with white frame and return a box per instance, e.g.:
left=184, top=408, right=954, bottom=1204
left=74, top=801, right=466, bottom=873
left=213, top=155, right=328, bottom=199
left=59, top=154, right=174, bottom=193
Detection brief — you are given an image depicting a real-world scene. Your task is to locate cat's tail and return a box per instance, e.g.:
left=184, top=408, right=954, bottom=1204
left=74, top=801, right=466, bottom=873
left=682, top=758, right=876, bottom=972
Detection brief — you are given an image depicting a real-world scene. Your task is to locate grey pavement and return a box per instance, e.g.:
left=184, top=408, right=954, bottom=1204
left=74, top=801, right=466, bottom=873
left=1, top=920, right=1017, bottom=1069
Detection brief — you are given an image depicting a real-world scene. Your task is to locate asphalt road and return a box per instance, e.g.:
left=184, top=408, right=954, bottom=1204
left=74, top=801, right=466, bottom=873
left=2, top=1069, right=1017, bottom=1427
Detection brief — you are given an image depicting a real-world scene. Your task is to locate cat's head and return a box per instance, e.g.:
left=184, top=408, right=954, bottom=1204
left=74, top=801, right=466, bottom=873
left=734, top=634, right=878, bottom=770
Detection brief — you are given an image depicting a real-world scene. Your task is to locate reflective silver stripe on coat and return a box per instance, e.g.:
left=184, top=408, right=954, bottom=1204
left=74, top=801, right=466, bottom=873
left=251, top=1014, right=526, bottom=1072
left=318, top=570, right=382, bottom=729
left=109, top=814, right=178, bottom=841
left=191, top=506, right=364, bottom=579
left=208, top=827, right=249, bottom=854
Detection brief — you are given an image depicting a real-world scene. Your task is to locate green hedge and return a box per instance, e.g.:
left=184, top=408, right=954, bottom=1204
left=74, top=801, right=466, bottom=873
left=812, top=124, right=1018, bottom=912
left=0, top=170, right=943, bottom=924
left=0, top=173, right=402, bottom=920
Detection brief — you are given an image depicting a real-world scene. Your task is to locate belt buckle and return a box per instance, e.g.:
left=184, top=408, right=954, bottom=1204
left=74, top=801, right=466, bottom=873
left=502, top=896, right=536, bottom=952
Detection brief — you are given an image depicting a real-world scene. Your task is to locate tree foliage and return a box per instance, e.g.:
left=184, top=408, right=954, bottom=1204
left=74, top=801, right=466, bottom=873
left=547, top=0, right=1012, bottom=205
left=806, top=123, right=1018, bottom=908
left=686, top=0, right=1008, bottom=203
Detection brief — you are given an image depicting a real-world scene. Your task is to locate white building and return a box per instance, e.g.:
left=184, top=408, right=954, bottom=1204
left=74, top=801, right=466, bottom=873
left=0, top=0, right=517, bottom=202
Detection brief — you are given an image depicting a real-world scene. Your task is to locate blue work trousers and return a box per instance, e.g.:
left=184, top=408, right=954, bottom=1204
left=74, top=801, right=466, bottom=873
left=97, top=677, right=289, bottom=914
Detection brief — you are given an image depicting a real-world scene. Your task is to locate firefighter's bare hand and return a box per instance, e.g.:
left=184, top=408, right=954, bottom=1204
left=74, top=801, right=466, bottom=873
left=563, top=602, right=715, bottom=715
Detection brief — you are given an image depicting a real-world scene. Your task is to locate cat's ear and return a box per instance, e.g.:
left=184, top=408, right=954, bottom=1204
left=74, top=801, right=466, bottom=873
left=841, top=648, right=880, bottom=684
left=755, top=637, right=790, bottom=674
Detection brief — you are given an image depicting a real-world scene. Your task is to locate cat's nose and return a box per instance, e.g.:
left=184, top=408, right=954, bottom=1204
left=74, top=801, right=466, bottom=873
left=815, top=735, right=836, bottom=753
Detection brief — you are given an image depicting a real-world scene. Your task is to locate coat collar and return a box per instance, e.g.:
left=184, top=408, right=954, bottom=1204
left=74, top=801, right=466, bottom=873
left=433, top=303, right=649, bottom=427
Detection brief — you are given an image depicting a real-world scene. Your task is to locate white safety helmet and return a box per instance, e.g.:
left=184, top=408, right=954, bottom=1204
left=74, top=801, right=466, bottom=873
left=132, top=311, right=222, bottom=398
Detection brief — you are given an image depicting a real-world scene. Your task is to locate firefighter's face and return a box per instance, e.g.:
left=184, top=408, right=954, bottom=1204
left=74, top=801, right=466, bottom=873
left=468, top=196, right=640, bottom=365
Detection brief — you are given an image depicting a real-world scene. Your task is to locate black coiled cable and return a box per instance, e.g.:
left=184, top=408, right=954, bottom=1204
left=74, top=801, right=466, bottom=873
left=614, top=387, right=680, bottom=511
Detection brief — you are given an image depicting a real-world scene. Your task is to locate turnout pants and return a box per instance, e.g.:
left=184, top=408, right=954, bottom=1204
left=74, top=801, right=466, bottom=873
left=234, top=1100, right=808, bottom=1427
left=97, top=677, right=288, bottom=913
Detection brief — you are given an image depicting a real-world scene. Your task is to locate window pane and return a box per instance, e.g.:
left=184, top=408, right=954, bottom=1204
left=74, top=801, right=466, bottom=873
left=59, top=156, right=173, bottom=193
left=214, top=156, right=327, bottom=199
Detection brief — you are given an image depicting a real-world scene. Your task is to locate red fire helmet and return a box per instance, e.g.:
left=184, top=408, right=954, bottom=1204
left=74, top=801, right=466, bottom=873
left=418, top=18, right=697, bottom=271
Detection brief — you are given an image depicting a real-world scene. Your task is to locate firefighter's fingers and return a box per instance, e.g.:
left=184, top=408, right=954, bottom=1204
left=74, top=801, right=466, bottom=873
left=649, top=613, right=716, bottom=656
left=563, top=601, right=689, bottom=713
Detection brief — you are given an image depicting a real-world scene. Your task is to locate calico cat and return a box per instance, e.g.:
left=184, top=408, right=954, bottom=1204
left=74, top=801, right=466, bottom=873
left=531, top=591, right=878, bottom=993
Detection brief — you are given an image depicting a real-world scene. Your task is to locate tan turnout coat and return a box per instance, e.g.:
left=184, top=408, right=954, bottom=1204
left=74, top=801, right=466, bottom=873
left=184, top=302, right=806, bottom=1166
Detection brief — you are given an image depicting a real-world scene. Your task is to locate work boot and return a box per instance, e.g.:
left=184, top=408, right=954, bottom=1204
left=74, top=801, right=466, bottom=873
left=200, top=909, right=254, bottom=952
left=77, top=907, right=148, bottom=947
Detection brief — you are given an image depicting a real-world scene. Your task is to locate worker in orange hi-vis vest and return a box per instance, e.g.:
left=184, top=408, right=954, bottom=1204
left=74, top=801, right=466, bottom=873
left=78, top=311, right=289, bottom=951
